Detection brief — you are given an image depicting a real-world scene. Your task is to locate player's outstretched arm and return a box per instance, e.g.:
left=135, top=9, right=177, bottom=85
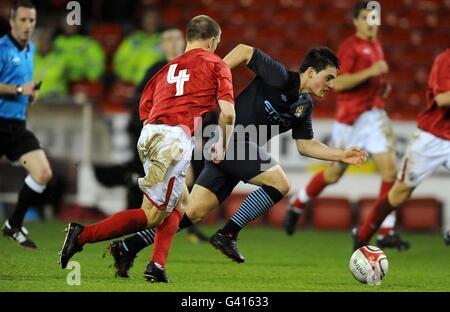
left=210, top=100, right=235, bottom=164
left=435, top=91, right=450, bottom=106
left=296, top=139, right=368, bottom=166
left=223, top=44, right=254, bottom=69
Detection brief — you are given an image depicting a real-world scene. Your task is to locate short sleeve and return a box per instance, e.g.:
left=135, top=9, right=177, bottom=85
left=0, top=46, right=7, bottom=77
left=432, top=53, right=450, bottom=95
left=337, top=42, right=357, bottom=74
left=247, top=48, right=291, bottom=88
left=292, top=112, right=314, bottom=140
left=215, top=61, right=234, bottom=104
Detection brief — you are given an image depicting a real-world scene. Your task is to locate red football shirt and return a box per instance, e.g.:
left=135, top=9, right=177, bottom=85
left=417, top=49, right=450, bottom=141
left=139, top=48, right=234, bottom=135
left=335, top=35, right=386, bottom=125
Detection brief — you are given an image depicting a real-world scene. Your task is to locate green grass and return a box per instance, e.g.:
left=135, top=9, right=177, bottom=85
left=0, top=221, right=449, bottom=292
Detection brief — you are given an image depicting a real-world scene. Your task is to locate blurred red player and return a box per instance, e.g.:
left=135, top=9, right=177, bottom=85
left=355, top=48, right=450, bottom=249
left=58, top=15, right=236, bottom=282
left=285, top=0, right=410, bottom=250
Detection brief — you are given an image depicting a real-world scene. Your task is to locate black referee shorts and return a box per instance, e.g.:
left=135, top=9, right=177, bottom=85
left=0, top=118, right=41, bottom=161
left=195, top=139, right=278, bottom=204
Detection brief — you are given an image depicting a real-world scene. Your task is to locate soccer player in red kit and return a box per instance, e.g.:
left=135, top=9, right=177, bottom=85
left=285, top=1, right=410, bottom=250
left=58, top=15, right=236, bottom=275
left=354, top=48, right=450, bottom=249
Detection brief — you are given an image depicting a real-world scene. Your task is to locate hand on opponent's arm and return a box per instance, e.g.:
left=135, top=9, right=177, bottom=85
left=209, top=100, right=236, bottom=164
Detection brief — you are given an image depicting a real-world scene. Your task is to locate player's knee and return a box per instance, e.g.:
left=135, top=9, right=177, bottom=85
left=142, top=207, right=166, bottom=227
left=327, top=174, right=340, bottom=184
left=264, top=175, right=290, bottom=195
left=323, top=165, right=344, bottom=184
left=264, top=167, right=290, bottom=195
left=187, top=209, right=205, bottom=224
left=35, top=167, right=53, bottom=185
left=275, top=177, right=290, bottom=196
left=388, top=182, right=412, bottom=207
left=381, top=170, right=397, bottom=183
left=389, top=192, right=407, bottom=208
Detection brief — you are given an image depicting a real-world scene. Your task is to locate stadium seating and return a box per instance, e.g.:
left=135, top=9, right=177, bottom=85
left=58, top=204, right=107, bottom=221
left=357, top=197, right=376, bottom=226
left=358, top=197, right=442, bottom=231
left=400, top=197, right=441, bottom=231
left=90, top=23, right=124, bottom=56
left=100, top=81, right=136, bottom=113
left=266, top=196, right=306, bottom=227
left=70, top=81, right=104, bottom=101
left=55, top=0, right=449, bottom=119
left=311, top=197, right=352, bottom=230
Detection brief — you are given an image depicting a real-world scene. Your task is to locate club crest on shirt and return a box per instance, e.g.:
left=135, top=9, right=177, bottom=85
left=362, top=47, right=371, bottom=55
left=294, top=105, right=304, bottom=118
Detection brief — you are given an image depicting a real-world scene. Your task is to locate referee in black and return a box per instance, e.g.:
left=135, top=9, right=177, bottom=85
left=1, top=1, right=52, bottom=249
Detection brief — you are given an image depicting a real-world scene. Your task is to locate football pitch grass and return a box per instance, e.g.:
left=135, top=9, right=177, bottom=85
left=1, top=221, right=449, bottom=292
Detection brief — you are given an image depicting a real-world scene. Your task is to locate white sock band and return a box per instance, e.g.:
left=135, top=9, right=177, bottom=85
left=25, top=175, right=46, bottom=194
left=299, top=188, right=310, bottom=203
left=380, top=211, right=396, bottom=228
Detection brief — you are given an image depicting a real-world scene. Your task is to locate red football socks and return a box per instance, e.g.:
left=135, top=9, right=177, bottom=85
left=151, top=208, right=182, bottom=268
left=359, top=194, right=396, bottom=242
left=292, top=171, right=326, bottom=209
left=379, top=181, right=394, bottom=198
left=377, top=181, right=395, bottom=235
left=77, top=209, right=148, bottom=246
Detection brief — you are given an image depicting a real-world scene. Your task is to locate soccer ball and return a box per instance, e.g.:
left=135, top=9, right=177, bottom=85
left=349, top=246, right=389, bottom=285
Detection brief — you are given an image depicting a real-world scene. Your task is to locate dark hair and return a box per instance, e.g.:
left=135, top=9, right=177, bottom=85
left=10, top=0, right=35, bottom=19
left=186, top=15, right=220, bottom=42
left=353, top=1, right=371, bottom=19
left=299, top=47, right=340, bottom=73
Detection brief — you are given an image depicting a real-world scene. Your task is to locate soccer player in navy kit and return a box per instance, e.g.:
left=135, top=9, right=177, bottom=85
left=108, top=45, right=369, bottom=280
left=0, top=1, right=52, bottom=249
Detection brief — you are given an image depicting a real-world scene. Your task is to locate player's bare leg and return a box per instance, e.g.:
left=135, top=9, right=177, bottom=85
left=140, top=197, right=171, bottom=227
left=185, top=184, right=220, bottom=223
left=184, top=166, right=209, bottom=242
left=3, top=150, right=52, bottom=249
left=285, top=162, right=347, bottom=235
left=210, top=165, right=288, bottom=263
